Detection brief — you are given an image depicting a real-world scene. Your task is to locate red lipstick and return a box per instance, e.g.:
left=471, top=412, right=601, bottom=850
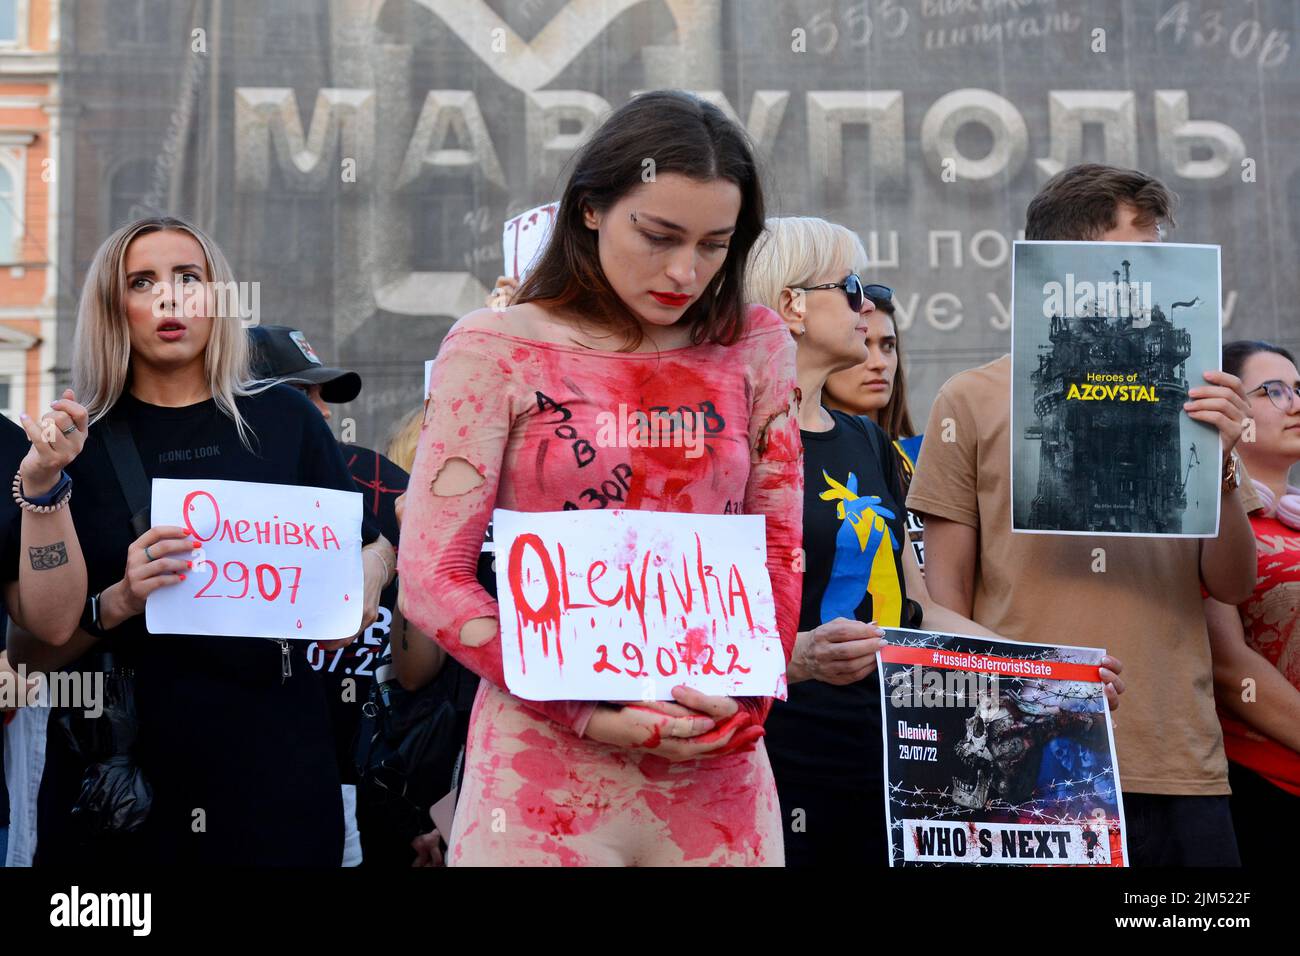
left=650, top=291, right=690, bottom=307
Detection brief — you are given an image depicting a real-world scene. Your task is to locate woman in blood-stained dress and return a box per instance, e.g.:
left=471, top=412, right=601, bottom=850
left=397, top=91, right=803, bottom=866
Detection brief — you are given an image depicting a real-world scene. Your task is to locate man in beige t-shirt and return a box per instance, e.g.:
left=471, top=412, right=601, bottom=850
left=909, top=164, right=1259, bottom=866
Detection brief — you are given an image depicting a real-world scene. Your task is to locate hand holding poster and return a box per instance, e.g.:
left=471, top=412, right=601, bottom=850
left=878, top=629, right=1127, bottom=866
left=501, top=201, right=558, bottom=280
left=493, top=508, right=785, bottom=700
left=146, top=478, right=364, bottom=641
left=1010, top=241, right=1223, bottom=537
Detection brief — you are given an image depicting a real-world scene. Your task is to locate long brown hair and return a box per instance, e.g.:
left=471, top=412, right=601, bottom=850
left=870, top=298, right=917, bottom=442
left=513, top=90, right=765, bottom=349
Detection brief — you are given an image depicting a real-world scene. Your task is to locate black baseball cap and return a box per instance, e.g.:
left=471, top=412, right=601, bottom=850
left=247, top=325, right=362, bottom=404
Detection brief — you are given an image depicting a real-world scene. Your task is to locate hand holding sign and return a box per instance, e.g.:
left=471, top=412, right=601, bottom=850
left=100, top=526, right=198, bottom=628
left=145, top=478, right=363, bottom=641
left=792, top=618, right=887, bottom=685
left=501, top=202, right=558, bottom=281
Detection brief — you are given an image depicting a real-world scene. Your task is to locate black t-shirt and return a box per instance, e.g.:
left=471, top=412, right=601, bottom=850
left=36, top=385, right=376, bottom=866
left=765, top=411, right=916, bottom=790
left=307, top=444, right=408, bottom=784
left=0, top=413, right=28, bottom=829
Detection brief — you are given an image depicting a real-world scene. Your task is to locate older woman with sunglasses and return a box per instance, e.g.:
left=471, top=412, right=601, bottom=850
left=742, top=218, right=1127, bottom=867
left=1205, top=340, right=1300, bottom=865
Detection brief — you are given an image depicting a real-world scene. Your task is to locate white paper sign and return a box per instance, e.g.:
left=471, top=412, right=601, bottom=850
left=146, top=478, right=364, bottom=641
left=493, top=508, right=786, bottom=701
left=502, top=201, right=559, bottom=280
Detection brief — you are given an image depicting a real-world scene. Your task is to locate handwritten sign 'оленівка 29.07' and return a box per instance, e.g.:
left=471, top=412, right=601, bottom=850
left=493, top=508, right=786, bottom=701
left=146, top=478, right=364, bottom=641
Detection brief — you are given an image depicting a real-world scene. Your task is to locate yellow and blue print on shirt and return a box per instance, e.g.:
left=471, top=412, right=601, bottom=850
left=818, top=469, right=904, bottom=627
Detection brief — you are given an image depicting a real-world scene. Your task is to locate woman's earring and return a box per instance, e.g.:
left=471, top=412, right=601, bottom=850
left=797, top=325, right=806, bottom=335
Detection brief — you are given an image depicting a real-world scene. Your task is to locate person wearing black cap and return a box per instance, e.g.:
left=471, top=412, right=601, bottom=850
left=246, top=325, right=363, bottom=411
left=248, top=325, right=424, bottom=866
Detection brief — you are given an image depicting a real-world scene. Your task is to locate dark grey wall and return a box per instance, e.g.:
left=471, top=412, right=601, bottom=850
left=57, top=0, right=1300, bottom=449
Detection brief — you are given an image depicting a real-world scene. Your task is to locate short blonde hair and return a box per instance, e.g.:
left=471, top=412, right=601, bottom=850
left=72, top=216, right=262, bottom=448
left=743, top=217, right=868, bottom=312
left=386, top=406, right=425, bottom=473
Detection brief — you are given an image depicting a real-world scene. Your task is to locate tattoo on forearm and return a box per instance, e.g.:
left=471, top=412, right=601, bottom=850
left=28, top=541, right=69, bottom=571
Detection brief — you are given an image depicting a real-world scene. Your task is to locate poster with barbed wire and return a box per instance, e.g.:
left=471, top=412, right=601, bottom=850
left=877, top=628, right=1127, bottom=867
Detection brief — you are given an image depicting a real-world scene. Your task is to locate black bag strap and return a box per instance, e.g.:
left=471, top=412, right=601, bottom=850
left=850, top=413, right=907, bottom=508
left=100, top=417, right=152, bottom=540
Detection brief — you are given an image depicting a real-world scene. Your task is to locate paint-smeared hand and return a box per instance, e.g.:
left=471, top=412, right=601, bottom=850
left=587, top=696, right=751, bottom=762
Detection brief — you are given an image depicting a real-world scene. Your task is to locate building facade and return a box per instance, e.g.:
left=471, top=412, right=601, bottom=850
left=0, top=0, right=58, bottom=423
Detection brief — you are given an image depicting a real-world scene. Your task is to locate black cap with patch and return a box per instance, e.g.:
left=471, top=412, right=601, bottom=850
left=247, top=325, right=362, bottom=404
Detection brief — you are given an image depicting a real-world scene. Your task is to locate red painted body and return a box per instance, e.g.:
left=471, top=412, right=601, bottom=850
left=399, top=304, right=803, bottom=865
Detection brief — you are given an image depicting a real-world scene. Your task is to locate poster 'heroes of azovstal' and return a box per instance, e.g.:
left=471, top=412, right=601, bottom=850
left=1011, top=241, right=1222, bottom=538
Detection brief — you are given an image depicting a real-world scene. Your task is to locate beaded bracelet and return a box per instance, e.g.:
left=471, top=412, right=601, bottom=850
left=12, top=470, right=72, bottom=514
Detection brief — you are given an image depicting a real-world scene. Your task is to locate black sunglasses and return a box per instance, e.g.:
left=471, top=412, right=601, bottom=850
left=793, top=274, right=893, bottom=313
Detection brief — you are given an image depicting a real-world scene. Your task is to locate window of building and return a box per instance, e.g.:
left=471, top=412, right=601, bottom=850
left=0, top=0, right=17, bottom=45
left=109, top=0, right=172, bottom=47
left=0, top=164, right=18, bottom=263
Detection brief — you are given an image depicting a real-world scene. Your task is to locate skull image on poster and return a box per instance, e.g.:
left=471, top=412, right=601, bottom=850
left=950, top=679, right=1108, bottom=810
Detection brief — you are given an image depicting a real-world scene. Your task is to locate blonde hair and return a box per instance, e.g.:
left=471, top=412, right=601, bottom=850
left=743, top=216, right=868, bottom=313
left=386, top=407, right=425, bottom=473
left=72, top=216, right=263, bottom=448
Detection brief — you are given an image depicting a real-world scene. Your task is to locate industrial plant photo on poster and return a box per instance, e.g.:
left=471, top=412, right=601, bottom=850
left=1011, top=241, right=1223, bottom=537
left=877, top=628, right=1127, bottom=867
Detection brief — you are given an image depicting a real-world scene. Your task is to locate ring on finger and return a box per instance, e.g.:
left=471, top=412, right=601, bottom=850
left=60, top=423, right=77, bottom=436
left=144, top=544, right=155, bottom=561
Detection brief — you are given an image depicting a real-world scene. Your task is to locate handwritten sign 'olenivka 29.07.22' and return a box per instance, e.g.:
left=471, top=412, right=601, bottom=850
left=493, top=508, right=787, bottom=701
left=145, top=478, right=364, bottom=641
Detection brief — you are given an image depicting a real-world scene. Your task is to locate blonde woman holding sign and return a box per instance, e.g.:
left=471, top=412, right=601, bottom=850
left=6, top=216, right=393, bottom=865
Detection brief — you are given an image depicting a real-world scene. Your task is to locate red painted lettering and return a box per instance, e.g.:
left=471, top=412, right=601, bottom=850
left=507, top=533, right=563, bottom=673
left=182, top=490, right=220, bottom=542
left=694, top=534, right=710, bottom=615
left=586, top=561, right=622, bottom=607
left=726, top=564, right=754, bottom=629
left=622, top=551, right=653, bottom=641
left=557, top=544, right=592, bottom=610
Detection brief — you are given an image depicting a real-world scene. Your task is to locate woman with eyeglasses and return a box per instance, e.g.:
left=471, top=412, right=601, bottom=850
left=742, top=218, right=1126, bottom=866
left=1205, top=339, right=1300, bottom=864
left=820, top=288, right=927, bottom=569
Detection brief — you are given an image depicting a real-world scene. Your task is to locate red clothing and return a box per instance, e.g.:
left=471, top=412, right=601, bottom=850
left=398, top=305, right=803, bottom=864
left=1220, top=513, right=1300, bottom=796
